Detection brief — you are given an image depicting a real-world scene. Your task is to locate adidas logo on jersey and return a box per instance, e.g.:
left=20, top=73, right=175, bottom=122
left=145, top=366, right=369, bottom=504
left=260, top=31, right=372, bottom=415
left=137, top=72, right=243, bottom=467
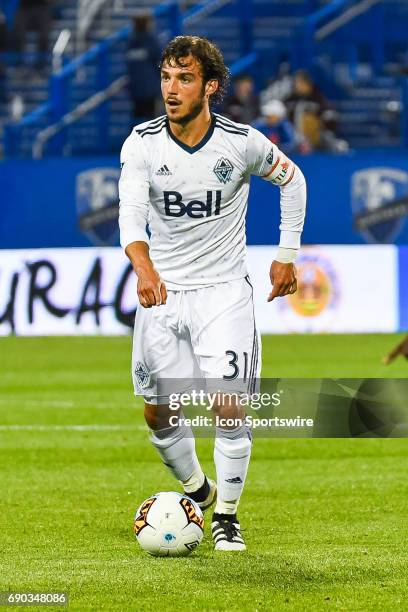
left=156, top=164, right=172, bottom=176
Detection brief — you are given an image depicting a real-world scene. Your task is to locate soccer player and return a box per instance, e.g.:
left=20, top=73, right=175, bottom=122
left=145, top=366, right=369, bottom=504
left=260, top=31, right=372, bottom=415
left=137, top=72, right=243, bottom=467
left=383, top=335, right=408, bottom=365
left=119, top=36, right=306, bottom=551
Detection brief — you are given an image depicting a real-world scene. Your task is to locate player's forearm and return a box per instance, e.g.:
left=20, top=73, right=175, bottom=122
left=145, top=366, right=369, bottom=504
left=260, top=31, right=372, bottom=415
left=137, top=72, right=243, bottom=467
left=278, top=165, right=307, bottom=252
left=259, top=141, right=306, bottom=259
left=124, top=241, right=155, bottom=276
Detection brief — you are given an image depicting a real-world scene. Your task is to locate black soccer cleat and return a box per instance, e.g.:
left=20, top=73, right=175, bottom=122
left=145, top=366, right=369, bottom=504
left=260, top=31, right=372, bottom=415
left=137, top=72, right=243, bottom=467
left=211, top=513, right=246, bottom=551
left=185, top=477, right=217, bottom=512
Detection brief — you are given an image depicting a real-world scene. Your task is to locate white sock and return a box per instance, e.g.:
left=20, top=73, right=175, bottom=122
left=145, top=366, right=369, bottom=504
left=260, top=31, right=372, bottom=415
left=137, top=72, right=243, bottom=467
left=150, top=423, right=205, bottom=488
left=213, top=425, right=252, bottom=515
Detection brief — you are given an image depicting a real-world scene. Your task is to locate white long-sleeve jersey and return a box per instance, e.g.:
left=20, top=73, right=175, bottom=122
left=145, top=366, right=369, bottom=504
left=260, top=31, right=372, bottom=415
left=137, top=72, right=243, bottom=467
left=119, top=113, right=306, bottom=290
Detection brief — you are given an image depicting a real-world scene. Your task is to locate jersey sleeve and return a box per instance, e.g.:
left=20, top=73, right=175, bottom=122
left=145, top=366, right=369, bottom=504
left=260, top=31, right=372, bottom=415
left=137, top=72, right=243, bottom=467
left=118, top=130, right=150, bottom=250
left=246, top=126, right=307, bottom=249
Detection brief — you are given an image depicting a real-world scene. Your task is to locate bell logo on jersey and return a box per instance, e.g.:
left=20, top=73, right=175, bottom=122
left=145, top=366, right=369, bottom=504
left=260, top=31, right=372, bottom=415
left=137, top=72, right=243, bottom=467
left=164, top=191, right=221, bottom=218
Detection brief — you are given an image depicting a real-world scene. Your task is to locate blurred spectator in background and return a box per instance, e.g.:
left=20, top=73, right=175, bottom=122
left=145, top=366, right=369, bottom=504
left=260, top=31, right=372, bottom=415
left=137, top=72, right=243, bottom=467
left=284, top=70, right=346, bottom=152
left=0, top=8, right=7, bottom=49
left=181, top=0, right=200, bottom=10
left=0, top=9, right=7, bottom=102
left=127, top=13, right=161, bottom=122
left=223, top=74, right=259, bottom=124
left=260, top=57, right=293, bottom=105
left=253, top=100, right=306, bottom=154
left=8, top=0, right=52, bottom=72
left=0, top=61, right=6, bottom=105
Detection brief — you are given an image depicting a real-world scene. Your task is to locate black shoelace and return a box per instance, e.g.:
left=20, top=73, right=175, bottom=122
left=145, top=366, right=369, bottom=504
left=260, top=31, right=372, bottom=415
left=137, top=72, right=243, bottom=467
left=218, top=520, right=240, bottom=542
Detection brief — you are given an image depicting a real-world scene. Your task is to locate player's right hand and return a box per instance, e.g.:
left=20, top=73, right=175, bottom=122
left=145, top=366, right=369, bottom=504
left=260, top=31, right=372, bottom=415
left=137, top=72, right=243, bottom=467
left=137, top=267, right=167, bottom=308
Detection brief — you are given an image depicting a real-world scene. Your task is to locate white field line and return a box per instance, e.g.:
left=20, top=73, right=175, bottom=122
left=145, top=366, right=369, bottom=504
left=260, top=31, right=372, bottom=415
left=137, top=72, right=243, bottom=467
left=0, top=399, right=137, bottom=409
left=0, top=400, right=75, bottom=408
left=0, top=424, right=147, bottom=432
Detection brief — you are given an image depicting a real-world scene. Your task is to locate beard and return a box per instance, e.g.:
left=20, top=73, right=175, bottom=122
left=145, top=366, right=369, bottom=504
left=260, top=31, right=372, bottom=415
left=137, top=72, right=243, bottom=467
left=168, top=90, right=206, bottom=126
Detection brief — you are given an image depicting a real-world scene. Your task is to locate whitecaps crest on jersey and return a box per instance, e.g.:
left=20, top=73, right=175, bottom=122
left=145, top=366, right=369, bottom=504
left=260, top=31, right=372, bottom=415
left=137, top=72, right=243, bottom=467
left=213, top=157, right=234, bottom=184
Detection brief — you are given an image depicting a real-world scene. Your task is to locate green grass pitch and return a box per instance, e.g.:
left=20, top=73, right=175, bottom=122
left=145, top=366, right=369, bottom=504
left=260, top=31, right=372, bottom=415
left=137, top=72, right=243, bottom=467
left=1, top=334, right=407, bottom=611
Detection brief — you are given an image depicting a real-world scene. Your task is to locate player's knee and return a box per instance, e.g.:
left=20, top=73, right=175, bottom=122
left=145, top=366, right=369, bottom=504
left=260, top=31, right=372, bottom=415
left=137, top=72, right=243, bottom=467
left=144, top=402, right=178, bottom=430
left=211, top=401, right=246, bottom=427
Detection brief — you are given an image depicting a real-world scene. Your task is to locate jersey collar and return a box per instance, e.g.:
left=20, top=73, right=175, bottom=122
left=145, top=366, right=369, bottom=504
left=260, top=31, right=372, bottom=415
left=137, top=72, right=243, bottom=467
left=166, top=114, right=215, bottom=154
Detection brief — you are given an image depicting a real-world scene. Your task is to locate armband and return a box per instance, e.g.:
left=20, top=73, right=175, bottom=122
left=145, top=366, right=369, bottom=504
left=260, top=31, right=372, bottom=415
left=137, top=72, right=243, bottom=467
left=263, top=154, right=296, bottom=186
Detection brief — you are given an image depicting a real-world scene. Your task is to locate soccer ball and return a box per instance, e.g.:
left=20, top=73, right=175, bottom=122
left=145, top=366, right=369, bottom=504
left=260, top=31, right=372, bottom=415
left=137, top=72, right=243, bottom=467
left=133, top=491, right=204, bottom=557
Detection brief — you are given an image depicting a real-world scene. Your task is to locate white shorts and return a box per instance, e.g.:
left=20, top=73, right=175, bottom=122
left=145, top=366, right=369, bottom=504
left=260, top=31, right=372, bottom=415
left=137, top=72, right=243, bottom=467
left=131, top=276, right=261, bottom=404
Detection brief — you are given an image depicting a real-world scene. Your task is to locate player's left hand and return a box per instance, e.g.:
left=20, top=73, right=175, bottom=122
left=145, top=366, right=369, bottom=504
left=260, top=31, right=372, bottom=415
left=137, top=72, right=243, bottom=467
left=268, top=260, right=297, bottom=301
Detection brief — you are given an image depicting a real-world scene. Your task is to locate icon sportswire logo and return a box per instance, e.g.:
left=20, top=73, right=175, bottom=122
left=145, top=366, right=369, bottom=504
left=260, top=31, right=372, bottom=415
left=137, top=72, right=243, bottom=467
left=156, top=164, right=172, bottom=176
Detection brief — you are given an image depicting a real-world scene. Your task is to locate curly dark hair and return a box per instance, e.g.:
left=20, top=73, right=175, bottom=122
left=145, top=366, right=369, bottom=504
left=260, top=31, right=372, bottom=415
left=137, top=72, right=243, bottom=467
left=160, top=36, right=230, bottom=105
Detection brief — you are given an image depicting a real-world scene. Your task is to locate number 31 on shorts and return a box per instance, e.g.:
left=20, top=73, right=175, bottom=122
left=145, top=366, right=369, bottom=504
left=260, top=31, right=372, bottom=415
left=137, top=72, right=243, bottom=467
left=223, top=350, right=249, bottom=381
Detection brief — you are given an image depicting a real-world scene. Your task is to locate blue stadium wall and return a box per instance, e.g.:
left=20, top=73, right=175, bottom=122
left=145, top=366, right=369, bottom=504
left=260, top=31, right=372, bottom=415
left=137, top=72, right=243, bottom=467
left=1, top=152, right=408, bottom=248
left=0, top=153, right=407, bottom=334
